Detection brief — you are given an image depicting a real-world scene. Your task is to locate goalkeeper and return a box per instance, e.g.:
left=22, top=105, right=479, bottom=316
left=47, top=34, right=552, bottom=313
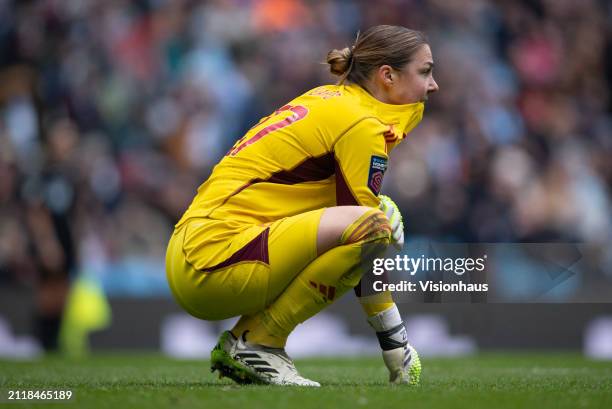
left=166, top=25, right=439, bottom=387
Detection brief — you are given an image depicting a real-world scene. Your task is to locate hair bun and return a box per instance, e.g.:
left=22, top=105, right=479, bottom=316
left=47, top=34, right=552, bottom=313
left=326, top=47, right=353, bottom=76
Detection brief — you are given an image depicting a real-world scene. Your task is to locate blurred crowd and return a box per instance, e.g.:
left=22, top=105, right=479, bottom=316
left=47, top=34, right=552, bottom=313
left=0, top=0, right=611, bottom=345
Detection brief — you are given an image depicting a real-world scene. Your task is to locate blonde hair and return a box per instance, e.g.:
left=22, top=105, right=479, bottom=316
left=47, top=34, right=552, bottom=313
left=326, top=25, right=428, bottom=85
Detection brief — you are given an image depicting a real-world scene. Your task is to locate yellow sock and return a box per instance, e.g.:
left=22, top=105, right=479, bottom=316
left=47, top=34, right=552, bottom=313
left=230, top=314, right=260, bottom=339
left=245, top=209, right=391, bottom=347
left=359, top=290, right=395, bottom=317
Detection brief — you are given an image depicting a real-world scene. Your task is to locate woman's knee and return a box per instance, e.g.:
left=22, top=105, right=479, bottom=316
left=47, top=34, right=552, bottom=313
left=317, top=206, right=391, bottom=255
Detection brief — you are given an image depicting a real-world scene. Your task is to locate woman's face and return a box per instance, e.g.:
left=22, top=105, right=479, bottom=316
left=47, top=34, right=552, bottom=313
left=376, top=44, right=439, bottom=104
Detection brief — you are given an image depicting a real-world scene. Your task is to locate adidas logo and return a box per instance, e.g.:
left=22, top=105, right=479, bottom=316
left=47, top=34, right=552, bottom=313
left=235, top=353, right=279, bottom=375
left=309, top=281, right=336, bottom=301
left=403, top=345, right=412, bottom=369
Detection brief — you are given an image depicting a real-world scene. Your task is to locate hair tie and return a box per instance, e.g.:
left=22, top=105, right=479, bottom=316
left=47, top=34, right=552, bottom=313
left=346, top=47, right=355, bottom=74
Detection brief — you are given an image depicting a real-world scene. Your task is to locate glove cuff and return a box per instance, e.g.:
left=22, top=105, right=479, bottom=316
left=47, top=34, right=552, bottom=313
left=367, top=304, right=408, bottom=351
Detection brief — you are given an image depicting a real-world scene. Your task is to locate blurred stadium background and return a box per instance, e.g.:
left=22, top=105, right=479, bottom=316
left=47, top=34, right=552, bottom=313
left=0, top=0, right=611, bottom=360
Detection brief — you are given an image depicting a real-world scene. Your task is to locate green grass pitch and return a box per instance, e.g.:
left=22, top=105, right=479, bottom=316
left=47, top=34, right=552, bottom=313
left=1, top=353, right=611, bottom=408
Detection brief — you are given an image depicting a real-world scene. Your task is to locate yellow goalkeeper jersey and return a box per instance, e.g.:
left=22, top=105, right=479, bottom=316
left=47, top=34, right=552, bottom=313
left=175, top=83, right=424, bottom=268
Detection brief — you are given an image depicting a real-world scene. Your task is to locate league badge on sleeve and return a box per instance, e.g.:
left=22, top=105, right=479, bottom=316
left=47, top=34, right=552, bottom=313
left=368, top=155, right=388, bottom=195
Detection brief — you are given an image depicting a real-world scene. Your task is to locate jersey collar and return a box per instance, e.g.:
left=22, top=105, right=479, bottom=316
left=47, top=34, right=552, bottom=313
left=347, top=83, right=425, bottom=141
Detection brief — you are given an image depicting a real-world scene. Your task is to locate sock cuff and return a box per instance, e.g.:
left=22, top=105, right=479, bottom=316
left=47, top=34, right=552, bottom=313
left=366, top=303, right=402, bottom=332
left=340, top=208, right=390, bottom=245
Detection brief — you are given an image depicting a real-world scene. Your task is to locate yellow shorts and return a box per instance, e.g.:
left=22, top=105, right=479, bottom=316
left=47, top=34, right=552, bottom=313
left=165, top=209, right=325, bottom=320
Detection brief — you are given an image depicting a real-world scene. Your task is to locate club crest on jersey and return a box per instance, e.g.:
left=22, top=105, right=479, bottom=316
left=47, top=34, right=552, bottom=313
left=368, top=155, right=387, bottom=195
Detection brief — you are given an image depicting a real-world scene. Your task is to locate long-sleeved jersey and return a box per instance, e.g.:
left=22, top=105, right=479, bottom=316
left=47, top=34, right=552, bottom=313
left=175, top=83, right=424, bottom=268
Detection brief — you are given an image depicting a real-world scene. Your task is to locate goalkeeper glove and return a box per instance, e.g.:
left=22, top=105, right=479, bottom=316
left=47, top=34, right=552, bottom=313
left=379, top=194, right=404, bottom=250
left=367, top=304, right=421, bottom=385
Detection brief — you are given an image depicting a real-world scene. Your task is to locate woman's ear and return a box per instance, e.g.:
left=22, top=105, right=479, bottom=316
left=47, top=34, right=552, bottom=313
left=378, top=65, right=394, bottom=85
